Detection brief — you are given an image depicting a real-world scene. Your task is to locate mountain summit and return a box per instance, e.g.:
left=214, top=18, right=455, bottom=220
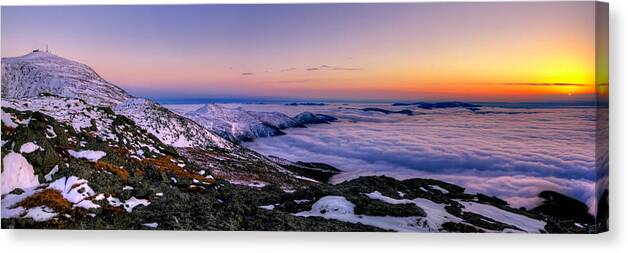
left=1, top=51, right=131, bottom=106
left=1, top=51, right=230, bottom=150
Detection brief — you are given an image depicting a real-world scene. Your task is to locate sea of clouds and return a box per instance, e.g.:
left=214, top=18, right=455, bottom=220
left=167, top=103, right=601, bottom=213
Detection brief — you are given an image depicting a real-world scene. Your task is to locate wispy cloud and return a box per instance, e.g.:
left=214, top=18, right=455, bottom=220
left=241, top=72, right=254, bottom=76
left=306, top=65, right=362, bottom=71
left=271, top=79, right=315, bottom=84
left=504, top=82, right=590, bottom=87
left=280, top=67, right=297, bottom=72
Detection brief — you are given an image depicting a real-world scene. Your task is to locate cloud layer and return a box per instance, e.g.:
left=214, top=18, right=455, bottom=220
left=177, top=103, right=599, bottom=212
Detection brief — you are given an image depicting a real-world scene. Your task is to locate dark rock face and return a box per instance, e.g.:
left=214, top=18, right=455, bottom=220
left=284, top=161, right=341, bottom=183
left=532, top=191, right=594, bottom=224
left=284, top=102, right=327, bottom=106
left=362, top=108, right=414, bottom=115
left=392, top=101, right=481, bottom=111
left=596, top=190, right=609, bottom=232
left=293, top=112, right=337, bottom=124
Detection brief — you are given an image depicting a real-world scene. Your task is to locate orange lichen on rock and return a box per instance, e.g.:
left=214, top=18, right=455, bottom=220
left=143, top=155, right=213, bottom=184
left=134, top=167, right=145, bottom=177
left=2, top=125, right=16, bottom=135
left=17, top=189, right=72, bottom=212
left=95, top=161, right=129, bottom=181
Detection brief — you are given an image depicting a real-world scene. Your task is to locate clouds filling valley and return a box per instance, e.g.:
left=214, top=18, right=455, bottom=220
left=175, top=103, right=599, bottom=213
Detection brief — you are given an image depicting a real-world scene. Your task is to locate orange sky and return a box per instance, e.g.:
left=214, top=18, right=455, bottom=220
left=1, top=3, right=608, bottom=101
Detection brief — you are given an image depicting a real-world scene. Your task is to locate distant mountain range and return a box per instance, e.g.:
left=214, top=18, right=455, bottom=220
left=182, top=103, right=336, bottom=142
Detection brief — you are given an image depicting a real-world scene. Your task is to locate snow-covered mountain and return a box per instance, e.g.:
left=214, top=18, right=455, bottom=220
left=183, top=104, right=337, bottom=142
left=115, top=98, right=231, bottom=149
left=184, top=104, right=288, bottom=142
left=1, top=51, right=230, bottom=150
left=1, top=51, right=130, bottom=107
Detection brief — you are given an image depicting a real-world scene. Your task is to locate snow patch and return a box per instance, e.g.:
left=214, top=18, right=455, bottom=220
left=68, top=150, right=106, bottom=162
left=44, top=165, right=59, bottom=181
left=122, top=197, right=150, bottom=213
left=365, top=191, right=462, bottom=231
left=1, top=111, right=19, bottom=128
left=22, top=206, right=58, bottom=222
left=259, top=204, right=275, bottom=210
left=460, top=201, right=546, bottom=233
left=228, top=179, right=268, bottom=188
left=19, top=142, right=41, bottom=154
left=48, top=176, right=100, bottom=209
left=1, top=152, right=40, bottom=194
left=143, top=222, right=159, bottom=228
left=295, top=196, right=440, bottom=232
left=429, top=185, right=450, bottom=194
left=106, top=196, right=150, bottom=213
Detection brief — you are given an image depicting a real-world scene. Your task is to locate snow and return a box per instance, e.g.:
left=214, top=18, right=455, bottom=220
left=365, top=191, right=462, bottom=231
left=1, top=51, right=131, bottom=106
left=19, top=142, right=41, bottom=154
left=179, top=103, right=314, bottom=142
left=1, top=188, right=38, bottom=219
left=68, top=150, right=106, bottom=162
left=114, top=98, right=231, bottom=150
left=282, top=188, right=296, bottom=193
left=460, top=201, right=546, bottom=233
left=22, top=206, right=58, bottom=222
left=106, top=195, right=150, bottom=213
left=228, top=179, right=268, bottom=188
left=106, top=196, right=124, bottom=207
left=3, top=59, right=230, bottom=151
left=44, top=165, right=59, bottom=181
left=143, top=222, right=159, bottom=228
left=155, top=192, right=163, bottom=197
left=122, top=186, right=134, bottom=191
left=429, top=185, right=450, bottom=194
left=1, top=152, right=40, bottom=194
left=259, top=204, right=275, bottom=210
left=1, top=110, right=19, bottom=128
left=295, top=196, right=439, bottom=232
left=122, top=197, right=150, bottom=213
left=48, top=176, right=100, bottom=209
left=0, top=175, right=99, bottom=221
left=45, top=125, right=57, bottom=138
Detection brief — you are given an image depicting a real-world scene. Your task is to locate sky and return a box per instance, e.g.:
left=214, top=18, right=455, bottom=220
left=1, top=2, right=608, bottom=102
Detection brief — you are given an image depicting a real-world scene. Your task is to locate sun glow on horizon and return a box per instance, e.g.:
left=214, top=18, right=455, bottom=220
left=1, top=2, right=607, bottom=102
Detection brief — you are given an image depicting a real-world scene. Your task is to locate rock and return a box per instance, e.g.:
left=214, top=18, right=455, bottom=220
left=532, top=191, right=594, bottom=224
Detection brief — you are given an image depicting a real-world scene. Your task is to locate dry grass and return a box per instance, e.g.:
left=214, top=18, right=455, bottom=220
left=143, top=155, right=214, bottom=184
left=95, top=161, right=130, bottom=181
left=17, top=189, right=72, bottom=212
left=110, top=146, right=129, bottom=156
left=2, top=125, right=16, bottom=135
